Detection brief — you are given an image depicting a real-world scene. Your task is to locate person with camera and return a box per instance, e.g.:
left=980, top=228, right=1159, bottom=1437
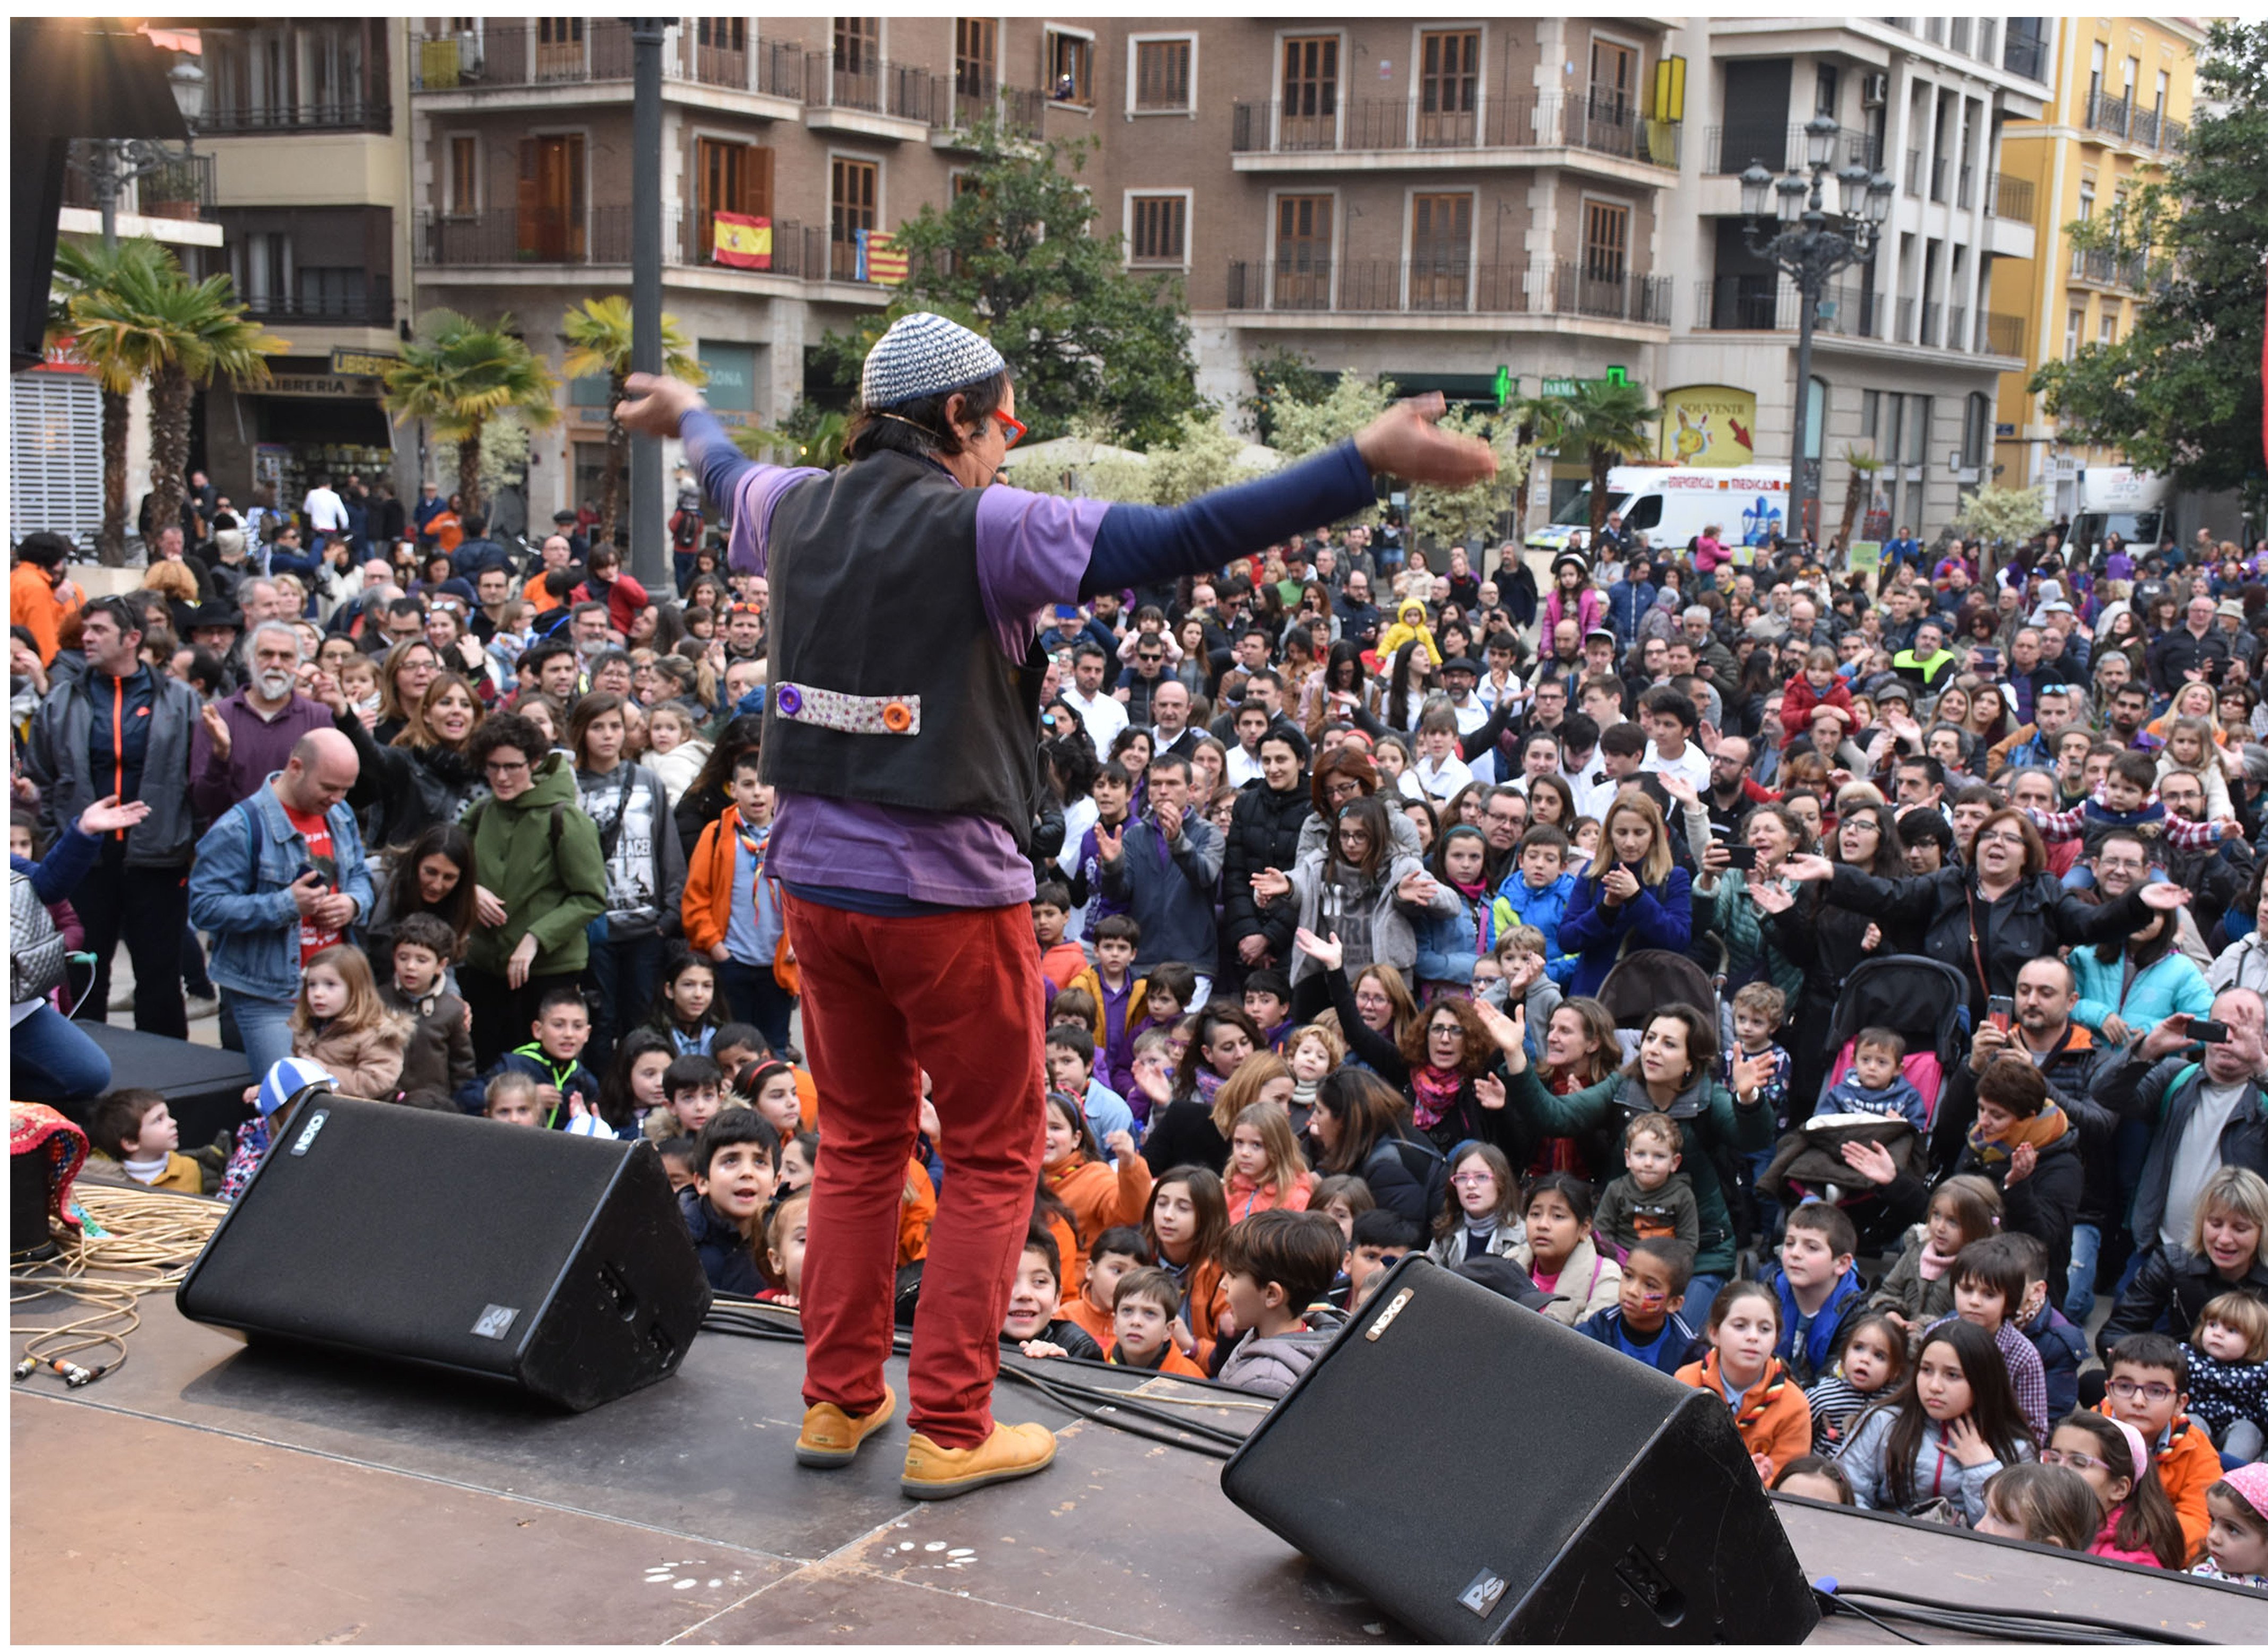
left=186, top=729, right=372, bottom=1080
left=2093, top=991, right=2268, bottom=1279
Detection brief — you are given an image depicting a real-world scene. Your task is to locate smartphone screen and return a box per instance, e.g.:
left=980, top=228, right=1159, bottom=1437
left=1987, top=995, right=2015, bottom=1032
left=1724, top=844, right=1758, bottom=871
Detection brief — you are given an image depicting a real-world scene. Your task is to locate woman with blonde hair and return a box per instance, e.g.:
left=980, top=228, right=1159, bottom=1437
left=1558, top=793, right=1693, bottom=998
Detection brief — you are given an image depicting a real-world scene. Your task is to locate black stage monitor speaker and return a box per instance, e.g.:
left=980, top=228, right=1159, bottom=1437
left=178, top=1096, right=712, bottom=1411
left=1222, top=1256, right=1820, bottom=1644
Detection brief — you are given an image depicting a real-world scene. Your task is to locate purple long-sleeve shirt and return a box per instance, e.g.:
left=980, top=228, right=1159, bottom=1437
left=188, top=689, right=336, bottom=823
left=685, top=406, right=1374, bottom=908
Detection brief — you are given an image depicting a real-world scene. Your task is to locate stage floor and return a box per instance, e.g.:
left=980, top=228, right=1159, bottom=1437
left=14, top=1299, right=2268, bottom=1645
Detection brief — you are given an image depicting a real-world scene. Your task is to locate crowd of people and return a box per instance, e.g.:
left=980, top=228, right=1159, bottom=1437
left=17, top=385, right=2268, bottom=1579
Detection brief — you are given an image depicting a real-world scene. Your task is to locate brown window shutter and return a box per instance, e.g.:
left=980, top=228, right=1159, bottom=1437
left=517, top=138, right=540, bottom=255
left=749, top=146, right=774, bottom=222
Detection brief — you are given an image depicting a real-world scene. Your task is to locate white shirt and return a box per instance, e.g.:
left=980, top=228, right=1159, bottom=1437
left=1062, top=684, right=1128, bottom=752
left=1225, top=743, right=1265, bottom=790
left=2162, top=1077, right=2254, bottom=1251
left=304, top=485, right=347, bottom=533
left=1411, top=753, right=1474, bottom=801
left=1642, top=740, right=1710, bottom=793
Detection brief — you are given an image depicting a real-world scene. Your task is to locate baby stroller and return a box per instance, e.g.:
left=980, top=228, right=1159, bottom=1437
left=1758, top=955, right=1972, bottom=1249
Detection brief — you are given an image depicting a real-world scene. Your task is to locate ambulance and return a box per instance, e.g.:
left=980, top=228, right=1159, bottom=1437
left=1526, top=463, right=1794, bottom=556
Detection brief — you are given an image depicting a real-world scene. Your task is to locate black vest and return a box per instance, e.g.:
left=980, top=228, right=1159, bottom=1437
left=761, top=451, right=1045, bottom=847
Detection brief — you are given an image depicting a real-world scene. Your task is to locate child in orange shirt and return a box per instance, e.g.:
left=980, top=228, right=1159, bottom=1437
left=1676, top=1281, right=1814, bottom=1479
left=1107, top=1268, right=1207, bottom=1378
left=1224, top=1102, right=1312, bottom=1222
left=1033, top=881, right=1087, bottom=992
left=1144, top=1166, right=1231, bottom=1370
left=1056, top=1226, right=1152, bottom=1355
left=2103, top=1332, right=2225, bottom=1562
left=1039, top=1093, right=1149, bottom=1300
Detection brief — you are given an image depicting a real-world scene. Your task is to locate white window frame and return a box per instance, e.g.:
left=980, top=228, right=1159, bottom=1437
left=1404, top=22, right=1489, bottom=150
left=1044, top=21, right=1097, bottom=114
left=1265, top=184, right=1342, bottom=313
left=1124, top=31, right=1198, bottom=118
left=1270, top=27, right=1347, bottom=152
left=1123, top=187, right=1193, bottom=270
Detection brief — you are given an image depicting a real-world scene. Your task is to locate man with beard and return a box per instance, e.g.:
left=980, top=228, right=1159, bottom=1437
left=2156, top=767, right=2254, bottom=943
left=187, top=620, right=339, bottom=822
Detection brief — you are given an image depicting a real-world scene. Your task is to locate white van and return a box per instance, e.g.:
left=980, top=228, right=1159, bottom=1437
left=1526, top=464, right=1794, bottom=556
left=2074, top=466, right=2170, bottom=556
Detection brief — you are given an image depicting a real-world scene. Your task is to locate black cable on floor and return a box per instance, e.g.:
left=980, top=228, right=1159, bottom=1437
left=1812, top=1588, right=1926, bottom=1645
left=1816, top=1579, right=2212, bottom=1646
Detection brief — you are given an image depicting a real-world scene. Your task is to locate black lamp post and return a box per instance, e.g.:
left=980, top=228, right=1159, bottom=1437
left=90, top=55, right=205, bottom=250
left=1739, top=115, right=1893, bottom=550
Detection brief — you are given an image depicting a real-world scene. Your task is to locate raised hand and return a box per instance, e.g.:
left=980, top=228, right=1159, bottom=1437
left=1839, top=1138, right=1899, bottom=1186
left=614, top=372, right=706, bottom=440
left=1249, top=865, right=1290, bottom=904
left=1474, top=1072, right=1508, bottom=1111
left=1097, top=822, right=1127, bottom=864
left=1731, top=1047, right=1776, bottom=1102
left=1352, top=393, right=1500, bottom=488
left=1293, top=925, right=1343, bottom=972
left=1777, top=853, right=1837, bottom=884
left=200, top=700, right=233, bottom=761
left=1747, top=877, right=1795, bottom=915
left=1105, top=1129, right=1137, bottom=1164
left=2137, top=880, right=2192, bottom=912
left=2136, top=1013, right=2200, bottom=1064
left=1396, top=870, right=1439, bottom=907
left=76, top=793, right=150, bottom=836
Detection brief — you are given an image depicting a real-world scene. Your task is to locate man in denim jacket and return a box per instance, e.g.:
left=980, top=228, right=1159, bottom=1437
left=187, top=729, right=373, bottom=1079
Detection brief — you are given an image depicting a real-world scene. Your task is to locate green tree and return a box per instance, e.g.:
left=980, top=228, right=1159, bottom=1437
left=51, top=237, right=170, bottom=565
left=383, top=310, right=559, bottom=519
left=57, top=237, right=287, bottom=563
left=2030, top=19, right=2268, bottom=508
left=1838, top=446, right=1885, bottom=549
left=1955, top=483, right=2049, bottom=548
left=736, top=402, right=850, bottom=471
left=1241, top=345, right=1332, bottom=445
left=1266, top=372, right=1396, bottom=460
left=560, top=295, right=707, bottom=555
left=809, top=117, right=1201, bottom=446
left=1551, top=381, right=1660, bottom=539
left=1405, top=405, right=1523, bottom=549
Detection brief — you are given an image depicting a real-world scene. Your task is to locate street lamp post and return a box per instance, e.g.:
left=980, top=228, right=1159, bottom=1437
left=91, top=55, right=206, bottom=250
left=1739, top=115, right=1893, bottom=552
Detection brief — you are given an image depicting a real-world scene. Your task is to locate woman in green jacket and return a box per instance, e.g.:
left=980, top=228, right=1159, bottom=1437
left=1495, top=999, right=1777, bottom=1323
left=460, top=711, right=609, bottom=1069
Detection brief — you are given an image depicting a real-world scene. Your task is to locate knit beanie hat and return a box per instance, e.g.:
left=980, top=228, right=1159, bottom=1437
left=858, top=312, right=1007, bottom=411
left=258, top=1056, right=333, bottom=1117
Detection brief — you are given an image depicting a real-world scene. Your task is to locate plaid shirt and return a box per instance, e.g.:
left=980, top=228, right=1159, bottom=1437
left=1926, top=1313, right=2050, bottom=1447
left=2021, top=790, right=2227, bottom=849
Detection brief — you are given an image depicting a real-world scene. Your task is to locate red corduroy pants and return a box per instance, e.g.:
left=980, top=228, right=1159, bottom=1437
left=786, top=893, right=1046, bottom=1450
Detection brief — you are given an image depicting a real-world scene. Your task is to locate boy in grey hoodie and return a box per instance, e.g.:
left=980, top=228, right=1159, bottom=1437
left=1214, top=1209, right=1348, bottom=1397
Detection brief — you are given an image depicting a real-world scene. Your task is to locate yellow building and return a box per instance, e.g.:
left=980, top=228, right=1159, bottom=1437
left=1992, top=15, right=2204, bottom=521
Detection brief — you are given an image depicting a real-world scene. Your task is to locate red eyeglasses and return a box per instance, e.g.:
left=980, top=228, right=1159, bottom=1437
left=992, top=410, right=1027, bottom=449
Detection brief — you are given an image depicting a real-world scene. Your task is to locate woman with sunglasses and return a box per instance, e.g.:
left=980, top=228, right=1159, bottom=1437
left=617, top=312, right=1493, bottom=1501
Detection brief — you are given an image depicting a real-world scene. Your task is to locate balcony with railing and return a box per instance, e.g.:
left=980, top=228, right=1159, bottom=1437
left=416, top=205, right=639, bottom=266
left=1692, top=278, right=1884, bottom=340
left=1223, top=257, right=1670, bottom=323
left=1229, top=93, right=1680, bottom=168
left=413, top=21, right=637, bottom=90
left=2003, top=26, right=2050, bottom=84
left=235, top=282, right=396, bottom=329
left=2085, top=89, right=2133, bottom=141
left=198, top=99, right=390, bottom=135
left=1989, top=171, right=2033, bottom=222
left=805, top=53, right=944, bottom=125
left=59, top=141, right=217, bottom=224
left=2069, top=245, right=2118, bottom=285
left=1929, top=154, right=1949, bottom=203
left=1704, top=124, right=1881, bottom=175
left=2159, top=114, right=2187, bottom=152
left=688, top=36, right=805, bottom=100
left=1982, top=312, right=2024, bottom=356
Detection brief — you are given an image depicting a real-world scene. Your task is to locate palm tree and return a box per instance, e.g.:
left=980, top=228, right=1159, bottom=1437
left=736, top=407, right=849, bottom=471
left=1501, top=392, right=1568, bottom=546
left=1838, top=446, right=1885, bottom=554
left=382, top=310, right=559, bottom=520
left=55, top=238, right=286, bottom=565
left=1552, top=380, right=1659, bottom=542
left=560, top=295, right=705, bottom=554
left=52, top=238, right=169, bottom=565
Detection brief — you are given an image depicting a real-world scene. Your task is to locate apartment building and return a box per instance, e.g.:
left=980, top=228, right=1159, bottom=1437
left=1990, top=16, right=2204, bottom=519
left=190, top=21, right=418, bottom=514
left=1656, top=16, right=2049, bottom=540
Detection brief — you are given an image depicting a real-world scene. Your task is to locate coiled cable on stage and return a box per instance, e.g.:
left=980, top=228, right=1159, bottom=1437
left=701, top=1298, right=1264, bottom=1459
left=11, top=1185, right=225, bottom=1386
left=1812, top=1578, right=2214, bottom=1645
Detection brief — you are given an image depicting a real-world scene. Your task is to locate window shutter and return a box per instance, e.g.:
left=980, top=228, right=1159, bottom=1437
left=517, top=138, right=540, bottom=255
left=10, top=373, right=105, bottom=549
left=749, top=145, right=774, bottom=221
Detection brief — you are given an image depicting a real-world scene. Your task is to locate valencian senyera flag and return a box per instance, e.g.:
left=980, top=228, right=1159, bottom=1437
left=856, top=228, right=908, bottom=286
left=711, top=212, right=772, bottom=270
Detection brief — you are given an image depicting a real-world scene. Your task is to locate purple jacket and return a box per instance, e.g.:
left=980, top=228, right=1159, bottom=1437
left=188, top=690, right=335, bottom=824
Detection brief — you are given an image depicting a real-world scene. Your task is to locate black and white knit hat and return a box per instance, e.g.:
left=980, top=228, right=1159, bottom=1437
left=859, top=312, right=1007, bottom=411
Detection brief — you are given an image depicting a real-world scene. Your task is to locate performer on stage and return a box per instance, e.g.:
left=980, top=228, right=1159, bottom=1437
left=616, top=315, right=1494, bottom=1499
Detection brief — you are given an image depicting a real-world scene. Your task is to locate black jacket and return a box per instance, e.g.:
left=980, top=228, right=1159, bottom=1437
left=2100, top=1247, right=2268, bottom=1360
left=1821, top=862, right=2154, bottom=1013
left=1142, top=1096, right=1231, bottom=1177
left=680, top=1185, right=761, bottom=1297
left=1356, top=1124, right=1448, bottom=1226
left=1219, top=780, right=1313, bottom=951
left=2147, top=624, right=2232, bottom=695
left=1953, top=1120, right=2084, bottom=1308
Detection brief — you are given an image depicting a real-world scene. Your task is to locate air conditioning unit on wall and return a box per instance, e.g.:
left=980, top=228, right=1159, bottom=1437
left=1862, top=72, right=1889, bottom=108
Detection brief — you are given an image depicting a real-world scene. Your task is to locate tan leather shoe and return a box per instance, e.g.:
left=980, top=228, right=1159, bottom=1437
left=794, top=1385, right=897, bottom=1467
left=899, top=1421, right=1058, bottom=1500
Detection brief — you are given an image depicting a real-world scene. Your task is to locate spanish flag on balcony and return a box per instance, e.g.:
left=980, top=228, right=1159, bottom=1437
left=857, top=228, right=909, bottom=287
left=712, top=212, right=772, bottom=270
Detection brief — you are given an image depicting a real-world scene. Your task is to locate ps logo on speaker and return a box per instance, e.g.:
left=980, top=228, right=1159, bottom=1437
left=289, top=1110, right=330, bottom=1156
left=470, top=1304, right=520, bottom=1339
left=1458, top=1570, right=1507, bottom=1619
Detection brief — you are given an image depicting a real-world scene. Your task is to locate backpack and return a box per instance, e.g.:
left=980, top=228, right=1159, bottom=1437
left=10, top=869, right=66, bottom=1007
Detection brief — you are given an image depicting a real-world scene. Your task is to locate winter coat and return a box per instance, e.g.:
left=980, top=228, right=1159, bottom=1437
left=333, top=707, right=489, bottom=849
left=187, top=780, right=376, bottom=1003
left=1763, top=1261, right=1866, bottom=1388
left=1690, top=869, right=1805, bottom=1001
left=1543, top=585, right=1606, bottom=640
left=1606, top=575, right=1655, bottom=649
left=1778, top=673, right=1853, bottom=749
left=26, top=663, right=199, bottom=869
left=1817, top=861, right=2157, bottom=1015
left=292, top=1013, right=411, bottom=1102
left=1428, top=1218, right=1524, bottom=1269
left=1497, top=870, right=1579, bottom=985
left=641, top=740, right=710, bottom=807
left=1678, top=1352, right=1814, bottom=1474
left=1414, top=887, right=1516, bottom=991
left=2020, top=1302, right=2089, bottom=1421
left=1839, top=1408, right=2021, bottom=1525
left=2069, top=947, right=2214, bottom=1044
left=2101, top=1246, right=2268, bottom=1359
left=1096, top=812, right=1224, bottom=977
left=1511, top=1233, right=1621, bottom=1325
left=682, top=805, right=787, bottom=964
left=2094, top=1051, right=2268, bottom=1253
left=680, top=1185, right=761, bottom=1296
left=1219, top=779, right=1313, bottom=954
left=1867, top=1224, right=1960, bottom=1325
left=1505, top=1064, right=1772, bottom=1279
left=1350, top=1124, right=1449, bottom=1226
left=460, top=754, right=608, bottom=981
left=381, top=981, right=477, bottom=1108
left=1558, top=864, right=1695, bottom=999
left=2207, top=931, right=2268, bottom=998
left=1952, top=1116, right=2085, bottom=1300
left=1277, top=839, right=1456, bottom=991
left=1214, top=1310, right=1346, bottom=1398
